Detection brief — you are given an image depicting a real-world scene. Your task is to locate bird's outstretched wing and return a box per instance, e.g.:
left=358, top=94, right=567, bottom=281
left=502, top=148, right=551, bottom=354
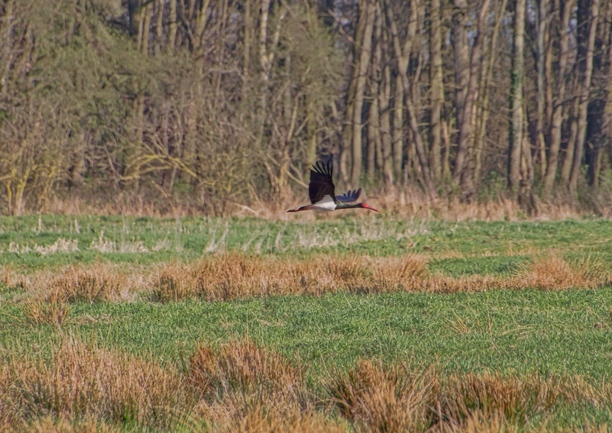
left=309, top=160, right=336, bottom=204
left=336, top=188, right=362, bottom=203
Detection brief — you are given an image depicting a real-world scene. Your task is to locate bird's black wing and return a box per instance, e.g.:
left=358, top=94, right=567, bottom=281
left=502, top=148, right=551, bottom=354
left=309, top=160, right=336, bottom=204
left=336, top=188, right=362, bottom=203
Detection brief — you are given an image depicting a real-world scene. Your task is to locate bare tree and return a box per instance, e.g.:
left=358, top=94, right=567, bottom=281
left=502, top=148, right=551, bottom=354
left=508, top=0, right=526, bottom=198
left=569, top=0, right=600, bottom=192
left=543, top=0, right=574, bottom=197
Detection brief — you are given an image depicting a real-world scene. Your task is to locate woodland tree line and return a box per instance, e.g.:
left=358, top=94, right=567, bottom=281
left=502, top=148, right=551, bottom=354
left=0, top=0, right=611, bottom=215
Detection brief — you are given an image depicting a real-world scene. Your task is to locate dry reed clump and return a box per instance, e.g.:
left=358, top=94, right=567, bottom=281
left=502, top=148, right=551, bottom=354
left=433, top=372, right=565, bottom=428
left=423, top=253, right=610, bottom=294
left=4, top=337, right=192, bottom=430
left=189, top=339, right=319, bottom=429
left=329, top=360, right=435, bottom=433
left=151, top=254, right=430, bottom=302
left=211, top=406, right=349, bottom=433
left=24, top=415, right=121, bottom=433
left=329, top=360, right=612, bottom=432
left=0, top=265, right=27, bottom=293
left=153, top=252, right=608, bottom=302
left=519, top=255, right=609, bottom=291
left=3, top=334, right=611, bottom=431
left=434, top=373, right=612, bottom=432
left=151, top=263, right=197, bottom=302
left=22, top=298, right=71, bottom=326
left=0, top=365, right=15, bottom=430
left=189, top=339, right=304, bottom=403
left=11, top=252, right=611, bottom=306
left=43, top=266, right=127, bottom=303
left=369, top=255, right=430, bottom=292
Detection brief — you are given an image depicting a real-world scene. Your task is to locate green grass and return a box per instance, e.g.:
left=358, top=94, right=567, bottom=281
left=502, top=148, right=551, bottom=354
left=2, top=289, right=612, bottom=381
left=2, top=216, right=612, bottom=430
left=1, top=215, right=612, bottom=274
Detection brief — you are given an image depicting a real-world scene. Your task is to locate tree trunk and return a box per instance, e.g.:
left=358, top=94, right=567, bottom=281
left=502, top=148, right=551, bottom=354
left=429, top=0, right=443, bottom=184
left=475, top=0, right=508, bottom=185
left=368, top=3, right=383, bottom=180
left=536, top=0, right=550, bottom=178
left=451, top=0, right=470, bottom=183
left=380, top=57, right=393, bottom=186
left=508, top=0, right=526, bottom=198
left=600, top=17, right=612, bottom=187
left=1, top=0, right=15, bottom=98
left=543, top=0, right=574, bottom=196
left=459, top=0, right=491, bottom=201
left=569, top=0, right=600, bottom=192
left=168, top=0, right=177, bottom=51
left=350, top=0, right=376, bottom=187
left=140, top=3, right=152, bottom=54
left=128, top=0, right=142, bottom=36
left=561, top=93, right=579, bottom=183
left=385, top=0, right=435, bottom=195
left=586, top=3, right=610, bottom=187
left=392, top=78, right=404, bottom=181
left=306, top=98, right=318, bottom=169
left=257, top=0, right=286, bottom=149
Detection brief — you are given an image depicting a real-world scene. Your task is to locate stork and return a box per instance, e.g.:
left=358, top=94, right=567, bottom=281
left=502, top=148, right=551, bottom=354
left=287, top=160, right=379, bottom=213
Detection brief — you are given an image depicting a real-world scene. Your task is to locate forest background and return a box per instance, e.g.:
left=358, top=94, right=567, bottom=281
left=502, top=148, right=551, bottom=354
left=1, top=0, right=611, bottom=217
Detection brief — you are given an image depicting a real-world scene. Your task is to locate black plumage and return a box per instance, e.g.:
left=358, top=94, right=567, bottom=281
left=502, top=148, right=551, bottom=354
left=308, top=160, right=336, bottom=204
left=336, top=188, right=362, bottom=203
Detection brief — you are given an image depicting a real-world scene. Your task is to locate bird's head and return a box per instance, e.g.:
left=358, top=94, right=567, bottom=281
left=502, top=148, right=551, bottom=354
left=359, top=203, right=379, bottom=212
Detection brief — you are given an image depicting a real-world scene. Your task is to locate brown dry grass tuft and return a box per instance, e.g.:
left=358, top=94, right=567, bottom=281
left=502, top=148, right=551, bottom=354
left=211, top=406, right=349, bottom=433
left=435, top=373, right=612, bottom=432
left=2, top=335, right=612, bottom=431
left=520, top=254, right=610, bottom=291
left=43, top=266, right=127, bottom=303
left=8, top=252, right=610, bottom=305
left=190, top=338, right=304, bottom=402
left=3, top=337, right=192, bottom=430
left=329, top=360, right=612, bottom=432
left=434, top=372, right=564, bottom=427
left=189, top=339, right=325, bottom=430
left=330, top=360, right=434, bottom=432
left=152, top=253, right=431, bottom=302
left=151, top=263, right=196, bottom=302
left=150, top=252, right=609, bottom=302
left=24, top=415, right=121, bottom=433
left=22, top=299, right=71, bottom=326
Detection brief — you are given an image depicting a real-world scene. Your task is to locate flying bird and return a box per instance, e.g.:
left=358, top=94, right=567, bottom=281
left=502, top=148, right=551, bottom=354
left=287, top=160, right=379, bottom=213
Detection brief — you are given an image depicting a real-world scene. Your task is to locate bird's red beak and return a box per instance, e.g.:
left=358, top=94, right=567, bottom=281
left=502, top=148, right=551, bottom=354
left=362, top=203, right=379, bottom=212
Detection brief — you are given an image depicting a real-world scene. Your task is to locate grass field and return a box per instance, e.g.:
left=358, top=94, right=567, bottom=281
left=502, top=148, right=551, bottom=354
left=1, top=215, right=612, bottom=432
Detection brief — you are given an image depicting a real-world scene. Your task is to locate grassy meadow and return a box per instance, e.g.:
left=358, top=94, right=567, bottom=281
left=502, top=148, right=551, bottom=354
left=1, top=215, right=612, bottom=432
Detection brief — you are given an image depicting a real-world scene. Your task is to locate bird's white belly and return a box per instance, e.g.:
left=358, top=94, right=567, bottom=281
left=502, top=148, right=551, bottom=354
left=313, top=195, right=337, bottom=211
